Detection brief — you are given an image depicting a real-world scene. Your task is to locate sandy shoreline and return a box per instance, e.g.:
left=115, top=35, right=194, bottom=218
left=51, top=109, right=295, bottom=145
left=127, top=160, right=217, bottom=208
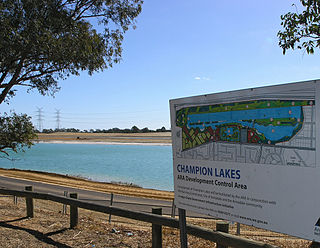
left=0, top=168, right=174, bottom=200
left=35, top=140, right=171, bottom=146
left=34, top=132, right=172, bottom=145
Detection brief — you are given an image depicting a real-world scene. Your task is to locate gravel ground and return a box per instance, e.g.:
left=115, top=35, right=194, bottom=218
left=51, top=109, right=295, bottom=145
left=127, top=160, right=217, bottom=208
left=0, top=196, right=312, bottom=248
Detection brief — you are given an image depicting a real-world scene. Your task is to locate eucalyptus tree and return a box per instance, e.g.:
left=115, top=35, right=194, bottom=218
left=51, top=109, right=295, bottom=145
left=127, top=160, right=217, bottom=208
left=0, top=0, right=143, bottom=103
left=0, top=0, right=143, bottom=156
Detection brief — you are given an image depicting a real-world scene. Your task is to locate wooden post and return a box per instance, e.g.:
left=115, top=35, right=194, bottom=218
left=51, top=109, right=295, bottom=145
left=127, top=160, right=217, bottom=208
left=171, top=200, right=176, bottom=218
left=236, top=222, right=240, bottom=235
left=62, top=191, right=68, bottom=215
left=216, top=222, right=229, bottom=248
left=25, top=186, right=34, bottom=218
left=152, top=208, right=162, bottom=248
left=178, top=208, right=188, bottom=248
left=69, top=193, right=78, bottom=229
left=108, top=193, right=114, bottom=223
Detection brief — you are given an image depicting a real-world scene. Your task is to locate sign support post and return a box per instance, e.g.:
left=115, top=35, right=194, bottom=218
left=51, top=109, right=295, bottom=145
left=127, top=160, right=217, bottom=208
left=178, top=208, right=188, bottom=248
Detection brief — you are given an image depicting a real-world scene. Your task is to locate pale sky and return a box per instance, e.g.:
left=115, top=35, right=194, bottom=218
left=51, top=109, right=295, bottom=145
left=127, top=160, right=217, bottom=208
left=2, top=0, right=320, bottom=131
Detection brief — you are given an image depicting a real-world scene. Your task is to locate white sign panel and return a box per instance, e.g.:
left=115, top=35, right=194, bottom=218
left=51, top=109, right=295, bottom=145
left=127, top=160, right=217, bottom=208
left=170, top=80, right=320, bottom=241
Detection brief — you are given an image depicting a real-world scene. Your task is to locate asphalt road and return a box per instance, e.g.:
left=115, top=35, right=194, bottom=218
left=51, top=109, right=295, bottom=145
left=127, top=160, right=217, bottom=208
left=0, top=175, right=209, bottom=218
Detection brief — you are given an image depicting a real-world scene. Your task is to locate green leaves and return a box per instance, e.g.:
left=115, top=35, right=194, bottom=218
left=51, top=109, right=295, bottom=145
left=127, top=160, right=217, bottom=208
left=0, top=0, right=143, bottom=104
left=278, top=0, right=320, bottom=54
left=0, top=112, right=37, bottom=157
left=0, top=1, right=143, bottom=156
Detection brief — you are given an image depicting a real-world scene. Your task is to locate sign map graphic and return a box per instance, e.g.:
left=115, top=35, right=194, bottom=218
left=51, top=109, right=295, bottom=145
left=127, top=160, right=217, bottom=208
left=175, top=99, right=316, bottom=167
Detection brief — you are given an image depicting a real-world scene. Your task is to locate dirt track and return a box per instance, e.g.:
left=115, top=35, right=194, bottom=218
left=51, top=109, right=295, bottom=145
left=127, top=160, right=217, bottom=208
left=0, top=168, right=174, bottom=201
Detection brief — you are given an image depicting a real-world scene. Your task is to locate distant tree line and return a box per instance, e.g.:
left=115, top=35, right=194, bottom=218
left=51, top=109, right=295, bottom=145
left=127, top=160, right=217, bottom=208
left=39, top=126, right=170, bottom=134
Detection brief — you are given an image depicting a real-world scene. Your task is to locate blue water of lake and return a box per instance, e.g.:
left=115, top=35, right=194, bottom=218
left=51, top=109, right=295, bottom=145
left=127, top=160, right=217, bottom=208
left=0, top=143, right=174, bottom=191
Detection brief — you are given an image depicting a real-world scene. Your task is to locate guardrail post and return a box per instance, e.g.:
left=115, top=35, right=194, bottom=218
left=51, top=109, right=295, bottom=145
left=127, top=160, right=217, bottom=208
left=236, top=222, right=240, bottom=235
left=216, top=222, right=229, bottom=248
left=152, top=208, right=162, bottom=248
left=62, top=191, right=68, bottom=215
left=69, top=193, right=78, bottom=229
left=171, top=200, right=176, bottom=218
left=108, top=193, right=114, bottom=223
left=25, top=186, right=34, bottom=218
left=178, top=208, right=188, bottom=248
left=13, top=195, right=18, bottom=205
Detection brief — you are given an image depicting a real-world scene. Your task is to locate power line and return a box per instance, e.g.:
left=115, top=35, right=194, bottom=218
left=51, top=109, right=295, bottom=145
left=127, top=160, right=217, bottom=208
left=60, top=109, right=165, bottom=116
left=31, top=108, right=169, bottom=130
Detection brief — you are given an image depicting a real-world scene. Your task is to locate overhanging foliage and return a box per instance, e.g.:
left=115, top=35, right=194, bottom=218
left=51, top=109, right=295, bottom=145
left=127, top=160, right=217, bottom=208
left=0, top=0, right=143, bottom=103
left=278, top=0, right=320, bottom=54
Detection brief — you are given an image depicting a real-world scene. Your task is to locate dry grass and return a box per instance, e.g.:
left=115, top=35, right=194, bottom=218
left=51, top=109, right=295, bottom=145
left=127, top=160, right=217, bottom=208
left=0, top=196, right=311, bottom=248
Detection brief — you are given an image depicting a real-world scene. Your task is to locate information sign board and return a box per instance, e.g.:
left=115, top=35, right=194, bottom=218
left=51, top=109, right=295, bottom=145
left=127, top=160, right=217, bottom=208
left=170, top=80, right=320, bottom=241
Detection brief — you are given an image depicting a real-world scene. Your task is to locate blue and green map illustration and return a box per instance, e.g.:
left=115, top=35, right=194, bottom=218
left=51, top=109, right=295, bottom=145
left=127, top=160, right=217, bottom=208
left=176, top=100, right=314, bottom=151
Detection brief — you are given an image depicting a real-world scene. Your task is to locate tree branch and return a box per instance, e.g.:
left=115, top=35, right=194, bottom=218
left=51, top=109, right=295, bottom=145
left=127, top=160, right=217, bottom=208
left=0, top=59, right=25, bottom=104
left=74, top=0, right=98, bottom=21
left=81, top=14, right=106, bottom=18
left=18, top=68, right=62, bottom=83
left=0, top=71, right=9, bottom=85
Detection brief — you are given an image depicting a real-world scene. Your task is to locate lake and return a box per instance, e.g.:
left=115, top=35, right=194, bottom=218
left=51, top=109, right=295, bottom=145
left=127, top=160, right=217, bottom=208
left=0, top=143, right=174, bottom=191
